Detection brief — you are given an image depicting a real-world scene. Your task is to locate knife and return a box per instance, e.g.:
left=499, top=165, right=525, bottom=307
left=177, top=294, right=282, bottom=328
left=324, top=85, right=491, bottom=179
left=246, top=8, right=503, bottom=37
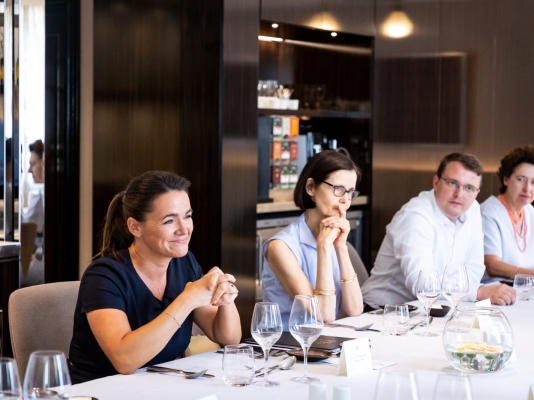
left=147, top=365, right=215, bottom=378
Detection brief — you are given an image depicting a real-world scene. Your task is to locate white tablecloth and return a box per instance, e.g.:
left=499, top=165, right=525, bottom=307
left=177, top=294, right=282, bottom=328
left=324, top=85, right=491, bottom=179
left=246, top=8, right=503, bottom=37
left=69, top=300, right=534, bottom=400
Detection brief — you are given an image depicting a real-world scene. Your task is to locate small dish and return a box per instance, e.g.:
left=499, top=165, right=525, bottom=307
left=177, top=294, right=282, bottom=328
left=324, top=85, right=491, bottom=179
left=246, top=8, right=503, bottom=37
left=286, top=349, right=332, bottom=362
left=430, top=305, right=451, bottom=317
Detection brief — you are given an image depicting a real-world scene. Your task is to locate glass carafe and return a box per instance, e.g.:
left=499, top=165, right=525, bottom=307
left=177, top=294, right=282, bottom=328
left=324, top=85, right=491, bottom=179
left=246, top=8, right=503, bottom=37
left=443, top=307, right=513, bottom=373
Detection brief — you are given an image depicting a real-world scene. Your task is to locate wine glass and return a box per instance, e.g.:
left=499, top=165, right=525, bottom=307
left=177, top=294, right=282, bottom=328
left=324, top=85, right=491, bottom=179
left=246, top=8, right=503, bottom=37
left=442, top=264, right=469, bottom=312
left=23, top=351, right=71, bottom=399
left=415, top=270, right=441, bottom=337
left=288, top=295, right=323, bottom=383
left=251, top=302, right=283, bottom=387
left=374, top=368, right=420, bottom=400
left=433, top=372, right=472, bottom=400
left=0, top=357, right=22, bottom=399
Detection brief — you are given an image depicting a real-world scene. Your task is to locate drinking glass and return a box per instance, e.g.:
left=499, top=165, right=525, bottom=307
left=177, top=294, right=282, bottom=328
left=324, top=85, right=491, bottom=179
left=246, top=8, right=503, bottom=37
left=415, top=270, right=441, bottom=337
left=513, top=274, right=534, bottom=301
left=23, top=351, right=71, bottom=399
left=382, top=304, right=409, bottom=336
left=250, top=302, right=283, bottom=387
left=373, top=368, right=420, bottom=400
left=433, top=372, right=472, bottom=400
left=442, top=264, right=469, bottom=312
left=222, top=344, right=255, bottom=387
left=288, top=295, right=323, bottom=383
left=0, top=357, right=22, bottom=399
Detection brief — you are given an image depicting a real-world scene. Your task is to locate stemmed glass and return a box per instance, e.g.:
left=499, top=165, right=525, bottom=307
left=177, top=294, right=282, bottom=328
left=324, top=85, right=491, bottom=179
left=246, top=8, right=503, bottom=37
left=288, top=295, right=323, bottom=383
left=442, top=264, right=469, bottom=313
left=251, top=302, right=283, bottom=387
left=0, top=357, right=22, bottom=399
left=23, top=350, right=71, bottom=399
left=415, top=270, right=441, bottom=337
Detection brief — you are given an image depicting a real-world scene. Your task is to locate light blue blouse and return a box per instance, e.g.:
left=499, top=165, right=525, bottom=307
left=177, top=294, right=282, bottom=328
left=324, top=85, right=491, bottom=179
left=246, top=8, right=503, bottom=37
left=261, top=214, right=341, bottom=330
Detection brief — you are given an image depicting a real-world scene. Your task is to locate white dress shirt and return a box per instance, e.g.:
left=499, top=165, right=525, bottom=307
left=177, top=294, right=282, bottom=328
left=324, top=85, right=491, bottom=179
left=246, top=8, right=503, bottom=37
left=361, top=190, right=485, bottom=306
left=481, top=195, right=534, bottom=282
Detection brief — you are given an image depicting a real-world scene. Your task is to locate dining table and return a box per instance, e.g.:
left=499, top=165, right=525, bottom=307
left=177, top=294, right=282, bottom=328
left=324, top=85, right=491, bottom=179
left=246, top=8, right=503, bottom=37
left=68, top=300, right=534, bottom=400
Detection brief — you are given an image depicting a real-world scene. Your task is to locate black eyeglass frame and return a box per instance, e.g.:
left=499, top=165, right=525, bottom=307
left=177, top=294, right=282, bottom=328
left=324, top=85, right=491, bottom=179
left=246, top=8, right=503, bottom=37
left=322, top=181, right=359, bottom=200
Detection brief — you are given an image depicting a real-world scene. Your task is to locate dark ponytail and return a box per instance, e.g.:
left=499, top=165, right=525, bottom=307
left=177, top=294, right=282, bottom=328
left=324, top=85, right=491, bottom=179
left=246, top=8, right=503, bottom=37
left=95, top=171, right=191, bottom=260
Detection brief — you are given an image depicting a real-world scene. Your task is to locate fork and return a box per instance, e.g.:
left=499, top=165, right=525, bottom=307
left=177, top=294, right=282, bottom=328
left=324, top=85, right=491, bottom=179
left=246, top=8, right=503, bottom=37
left=324, top=322, right=375, bottom=331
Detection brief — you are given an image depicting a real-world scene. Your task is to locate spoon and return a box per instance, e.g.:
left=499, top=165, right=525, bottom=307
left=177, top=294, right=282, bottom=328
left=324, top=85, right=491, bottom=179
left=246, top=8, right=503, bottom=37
left=146, top=366, right=214, bottom=378
left=255, top=356, right=296, bottom=377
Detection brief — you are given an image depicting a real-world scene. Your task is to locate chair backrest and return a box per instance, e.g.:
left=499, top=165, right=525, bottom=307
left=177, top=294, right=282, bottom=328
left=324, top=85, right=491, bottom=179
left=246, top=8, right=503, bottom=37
left=8, top=281, right=80, bottom=380
left=20, top=222, right=38, bottom=279
left=347, top=242, right=369, bottom=286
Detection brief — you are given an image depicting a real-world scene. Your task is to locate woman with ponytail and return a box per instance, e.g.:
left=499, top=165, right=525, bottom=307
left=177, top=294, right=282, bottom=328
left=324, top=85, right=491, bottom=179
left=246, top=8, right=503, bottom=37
left=69, top=171, right=241, bottom=383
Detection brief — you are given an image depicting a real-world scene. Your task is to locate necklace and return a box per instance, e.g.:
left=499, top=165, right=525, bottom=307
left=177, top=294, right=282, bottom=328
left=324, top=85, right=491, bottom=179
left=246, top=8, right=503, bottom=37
left=136, top=268, right=165, bottom=295
left=498, top=194, right=528, bottom=252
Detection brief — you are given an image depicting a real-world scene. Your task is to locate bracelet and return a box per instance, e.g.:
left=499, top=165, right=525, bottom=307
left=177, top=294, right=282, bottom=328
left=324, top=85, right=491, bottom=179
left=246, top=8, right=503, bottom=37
left=340, top=274, right=358, bottom=284
left=314, top=289, right=336, bottom=296
left=163, top=310, right=181, bottom=328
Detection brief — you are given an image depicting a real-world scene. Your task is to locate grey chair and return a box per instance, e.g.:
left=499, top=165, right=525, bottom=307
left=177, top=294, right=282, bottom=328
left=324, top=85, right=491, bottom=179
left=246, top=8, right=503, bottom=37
left=347, top=242, right=369, bottom=286
left=8, top=281, right=80, bottom=380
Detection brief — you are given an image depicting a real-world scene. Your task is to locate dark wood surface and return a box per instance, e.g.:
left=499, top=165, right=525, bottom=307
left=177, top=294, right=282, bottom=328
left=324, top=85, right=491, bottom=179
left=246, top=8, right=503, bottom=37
left=221, top=0, right=260, bottom=337
left=92, top=0, right=223, bottom=270
left=45, top=0, right=81, bottom=282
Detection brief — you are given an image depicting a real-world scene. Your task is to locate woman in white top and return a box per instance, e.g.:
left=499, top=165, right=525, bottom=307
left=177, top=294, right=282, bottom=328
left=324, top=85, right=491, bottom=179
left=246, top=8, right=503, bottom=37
left=481, top=145, right=534, bottom=281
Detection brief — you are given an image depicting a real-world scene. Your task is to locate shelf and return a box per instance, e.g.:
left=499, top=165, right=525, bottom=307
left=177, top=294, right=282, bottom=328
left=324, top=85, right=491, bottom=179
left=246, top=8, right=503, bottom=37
left=258, top=108, right=371, bottom=119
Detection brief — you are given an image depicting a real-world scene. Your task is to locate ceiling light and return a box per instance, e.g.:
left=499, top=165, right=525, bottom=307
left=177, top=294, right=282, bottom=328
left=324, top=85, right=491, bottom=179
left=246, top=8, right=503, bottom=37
left=272, top=23, right=279, bottom=28
left=258, top=35, right=283, bottom=42
left=381, top=7, right=414, bottom=39
left=331, top=32, right=337, bottom=37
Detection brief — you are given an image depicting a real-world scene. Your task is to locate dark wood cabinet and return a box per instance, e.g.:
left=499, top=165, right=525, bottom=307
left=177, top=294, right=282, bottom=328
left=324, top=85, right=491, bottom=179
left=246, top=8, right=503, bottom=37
left=323, top=0, right=375, bottom=36
left=261, top=0, right=322, bottom=28
left=262, top=0, right=375, bottom=37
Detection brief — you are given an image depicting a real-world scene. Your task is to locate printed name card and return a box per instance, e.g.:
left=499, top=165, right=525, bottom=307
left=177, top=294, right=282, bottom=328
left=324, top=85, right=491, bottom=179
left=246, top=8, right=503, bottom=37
left=337, top=337, right=372, bottom=376
left=475, top=298, right=491, bottom=307
left=528, top=383, right=534, bottom=400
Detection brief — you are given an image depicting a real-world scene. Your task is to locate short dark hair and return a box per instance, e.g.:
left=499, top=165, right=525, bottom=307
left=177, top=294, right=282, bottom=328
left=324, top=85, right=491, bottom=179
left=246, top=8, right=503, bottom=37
left=436, top=153, right=483, bottom=178
left=96, top=171, right=191, bottom=260
left=294, top=150, right=360, bottom=210
left=29, top=139, right=44, bottom=159
left=497, top=145, right=534, bottom=194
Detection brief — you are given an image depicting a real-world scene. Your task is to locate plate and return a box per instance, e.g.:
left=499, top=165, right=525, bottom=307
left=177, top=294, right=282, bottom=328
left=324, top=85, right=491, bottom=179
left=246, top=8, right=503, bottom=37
left=286, top=349, right=332, bottom=362
left=377, top=304, right=418, bottom=312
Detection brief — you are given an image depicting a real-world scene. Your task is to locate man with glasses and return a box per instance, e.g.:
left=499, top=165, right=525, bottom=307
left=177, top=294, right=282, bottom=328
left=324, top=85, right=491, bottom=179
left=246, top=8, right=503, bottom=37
left=362, top=153, right=516, bottom=307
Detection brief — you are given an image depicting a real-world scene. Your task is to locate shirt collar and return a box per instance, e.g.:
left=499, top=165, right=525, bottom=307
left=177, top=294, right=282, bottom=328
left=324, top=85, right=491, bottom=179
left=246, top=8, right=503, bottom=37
left=429, top=189, right=469, bottom=226
left=298, top=213, right=317, bottom=249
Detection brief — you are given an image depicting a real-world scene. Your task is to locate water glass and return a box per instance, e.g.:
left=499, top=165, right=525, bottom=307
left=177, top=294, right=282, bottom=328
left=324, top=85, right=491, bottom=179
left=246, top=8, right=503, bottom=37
left=374, top=368, right=420, bottom=400
left=250, top=302, right=283, bottom=387
left=383, top=304, right=409, bottom=336
left=415, top=270, right=441, bottom=337
left=513, top=274, right=534, bottom=300
left=289, top=295, right=323, bottom=383
left=23, top=350, right=71, bottom=399
left=0, top=357, right=22, bottom=399
left=433, top=372, right=472, bottom=400
left=222, top=344, right=255, bottom=387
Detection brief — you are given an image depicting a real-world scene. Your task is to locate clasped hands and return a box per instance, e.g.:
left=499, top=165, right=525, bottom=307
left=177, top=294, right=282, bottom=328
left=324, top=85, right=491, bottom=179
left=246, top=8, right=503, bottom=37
left=186, top=267, right=238, bottom=308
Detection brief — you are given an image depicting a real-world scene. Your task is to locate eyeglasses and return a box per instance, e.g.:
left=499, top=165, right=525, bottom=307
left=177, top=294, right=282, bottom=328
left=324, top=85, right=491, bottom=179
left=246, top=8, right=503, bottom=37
left=322, top=181, right=359, bottom=200
left=439, top=177, right=480, bottom=194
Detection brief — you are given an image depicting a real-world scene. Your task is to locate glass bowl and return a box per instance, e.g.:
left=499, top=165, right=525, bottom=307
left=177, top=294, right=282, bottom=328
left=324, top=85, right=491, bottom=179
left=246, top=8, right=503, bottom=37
left=443, top=307, right=513, bottom=373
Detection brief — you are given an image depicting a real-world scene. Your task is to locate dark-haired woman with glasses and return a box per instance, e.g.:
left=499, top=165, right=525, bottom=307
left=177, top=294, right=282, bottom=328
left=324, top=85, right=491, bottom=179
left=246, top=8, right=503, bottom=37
left=262, top=150, right=364, bottom=329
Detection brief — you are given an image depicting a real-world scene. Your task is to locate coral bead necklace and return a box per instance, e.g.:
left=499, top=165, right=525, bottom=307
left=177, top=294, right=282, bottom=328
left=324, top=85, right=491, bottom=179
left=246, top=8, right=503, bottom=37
left=498, top=194, right=527, bottom=252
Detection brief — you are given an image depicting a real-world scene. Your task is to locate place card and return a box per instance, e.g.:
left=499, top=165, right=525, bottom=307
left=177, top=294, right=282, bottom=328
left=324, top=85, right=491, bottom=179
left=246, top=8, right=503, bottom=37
left=476, top=298, right=491, bottom=307
left=337, top=337, right=372, bottom=376
left=528, top=383, right=534, bottom=400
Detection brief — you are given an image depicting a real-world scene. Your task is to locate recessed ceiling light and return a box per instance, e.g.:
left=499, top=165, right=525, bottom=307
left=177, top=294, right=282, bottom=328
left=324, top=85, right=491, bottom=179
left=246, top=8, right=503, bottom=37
left=331, top=32, right=338, bottom=37
left=272, top=23, right=279, bottom=28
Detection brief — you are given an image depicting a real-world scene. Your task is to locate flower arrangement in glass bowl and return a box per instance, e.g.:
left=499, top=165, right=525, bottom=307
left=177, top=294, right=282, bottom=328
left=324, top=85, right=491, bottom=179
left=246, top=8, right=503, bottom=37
left=443, top=307, right=513, bottom=373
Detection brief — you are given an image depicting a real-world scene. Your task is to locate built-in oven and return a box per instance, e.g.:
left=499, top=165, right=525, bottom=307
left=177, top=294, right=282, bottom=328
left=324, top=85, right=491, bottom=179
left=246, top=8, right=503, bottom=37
left=255, top=209, right=363, bottom=301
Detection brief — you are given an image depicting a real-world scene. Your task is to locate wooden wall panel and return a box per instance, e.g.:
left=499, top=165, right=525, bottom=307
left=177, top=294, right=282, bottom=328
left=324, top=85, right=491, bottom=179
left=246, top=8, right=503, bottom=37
left=221, top=0, right=259, bottom=336
left=92, top=0, right=223, bottom=271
